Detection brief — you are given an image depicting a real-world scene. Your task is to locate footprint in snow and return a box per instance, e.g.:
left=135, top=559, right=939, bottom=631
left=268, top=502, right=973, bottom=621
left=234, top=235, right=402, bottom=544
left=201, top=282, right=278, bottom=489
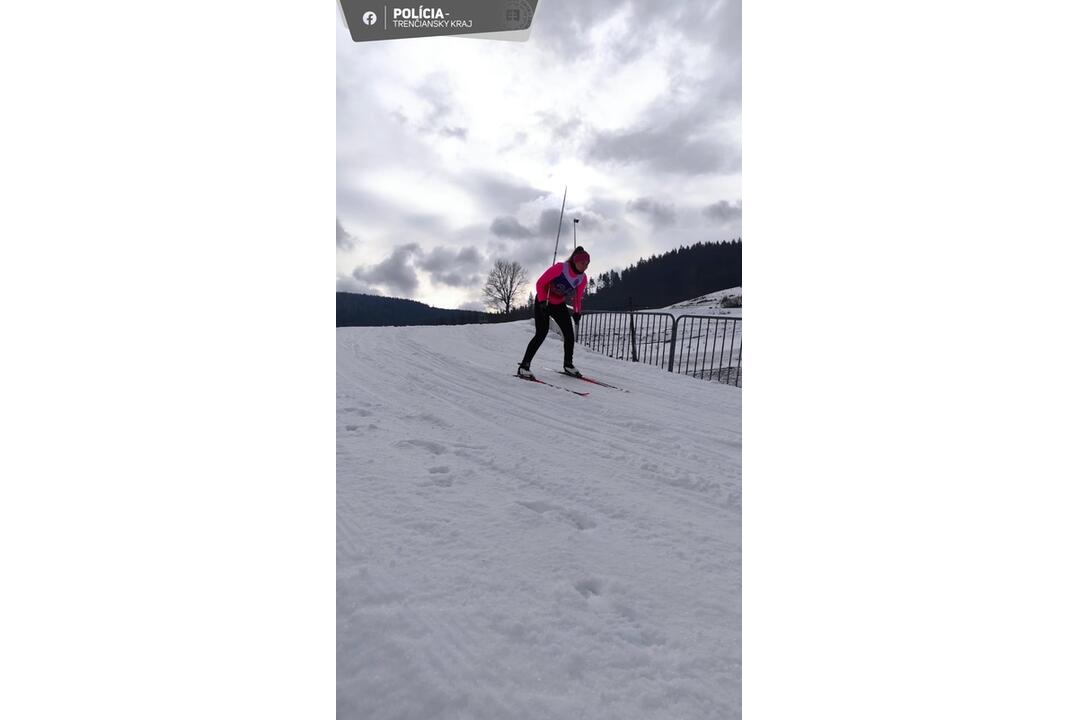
left=574, top=578, right=602, bottom=598
left=572, top=579, right=664, bottom=647
left=343, top=424, right=378, bottom=432
left=517, top=501, right=596, bottom=530
left=426, top=466, right=453, bottom=487
left=405, top=412, right=451, bottom=429
left=394, top=439, right=447, bottom=455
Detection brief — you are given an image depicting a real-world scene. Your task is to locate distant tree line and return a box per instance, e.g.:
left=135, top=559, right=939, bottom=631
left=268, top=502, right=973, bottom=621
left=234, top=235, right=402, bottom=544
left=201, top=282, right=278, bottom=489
left=336, top=293, right=490, bottom=327
left=585, top=239, right=741, bottom=311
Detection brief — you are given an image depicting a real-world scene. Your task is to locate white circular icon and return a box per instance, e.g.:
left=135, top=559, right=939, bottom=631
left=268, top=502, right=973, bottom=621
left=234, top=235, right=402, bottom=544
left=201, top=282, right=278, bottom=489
left=362, top=11, right=377, bottom=26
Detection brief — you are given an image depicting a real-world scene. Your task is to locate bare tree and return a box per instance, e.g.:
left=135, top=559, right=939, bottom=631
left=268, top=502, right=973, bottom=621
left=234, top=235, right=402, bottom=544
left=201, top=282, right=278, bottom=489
left=482, top=259, right=528, bottom=314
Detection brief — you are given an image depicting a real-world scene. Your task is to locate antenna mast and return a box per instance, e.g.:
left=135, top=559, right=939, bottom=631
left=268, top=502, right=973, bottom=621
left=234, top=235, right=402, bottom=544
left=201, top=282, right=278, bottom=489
left=552, top=186, right=567, bottom=265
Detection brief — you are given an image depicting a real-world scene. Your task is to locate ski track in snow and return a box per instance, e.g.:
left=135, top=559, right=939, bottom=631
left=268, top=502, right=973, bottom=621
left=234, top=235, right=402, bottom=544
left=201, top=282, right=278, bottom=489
left=338, top=320, right=741, bottom=719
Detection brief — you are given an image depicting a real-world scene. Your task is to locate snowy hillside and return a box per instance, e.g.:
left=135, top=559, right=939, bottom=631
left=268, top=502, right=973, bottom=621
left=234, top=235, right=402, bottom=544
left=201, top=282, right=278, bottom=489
left=661, top=287, right=742, bottom=318
left=337, top=320, right=741, bottom=719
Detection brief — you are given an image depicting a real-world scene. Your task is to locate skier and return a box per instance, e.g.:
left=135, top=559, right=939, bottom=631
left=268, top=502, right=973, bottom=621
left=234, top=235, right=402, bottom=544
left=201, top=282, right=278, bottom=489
left=517, top=246, right=590, bottom=380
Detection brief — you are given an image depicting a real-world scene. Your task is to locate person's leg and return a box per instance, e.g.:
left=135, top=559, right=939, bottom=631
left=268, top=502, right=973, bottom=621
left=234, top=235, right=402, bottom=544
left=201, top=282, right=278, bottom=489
left=548, top=303, right=575, bottom=367
left=521, top=302, right=551, bottom=368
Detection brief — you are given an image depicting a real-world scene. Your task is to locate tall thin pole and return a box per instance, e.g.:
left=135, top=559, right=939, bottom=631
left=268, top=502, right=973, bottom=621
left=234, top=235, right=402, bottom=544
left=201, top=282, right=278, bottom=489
left=552, top=186, right=567, bottom=265
left=573, top=217, right=578, bottom=247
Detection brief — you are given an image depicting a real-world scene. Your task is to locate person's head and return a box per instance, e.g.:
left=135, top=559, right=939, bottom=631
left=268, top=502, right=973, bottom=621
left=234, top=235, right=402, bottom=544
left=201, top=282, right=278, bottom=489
left=569, top=246, right=590, bottom=273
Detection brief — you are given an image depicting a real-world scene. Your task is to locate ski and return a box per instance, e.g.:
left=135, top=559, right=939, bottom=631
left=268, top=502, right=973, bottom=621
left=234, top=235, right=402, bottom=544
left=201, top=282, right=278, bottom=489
left=513, top=374, right=589, bottom=397
left=544, top=369, right=629, bottom=393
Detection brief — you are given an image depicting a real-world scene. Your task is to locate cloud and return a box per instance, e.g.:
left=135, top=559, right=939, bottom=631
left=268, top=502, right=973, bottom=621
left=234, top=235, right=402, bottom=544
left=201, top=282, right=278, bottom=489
left=395, top=74, right=472, bottom=140
left=485, top=203, right=620, bottom=278
left=489, top=229, right=558, bottom=269
left=537, top=208, right=564, bottom=238
left=527, top=0, right=609, bottom=61
left=531, top=0, right=741, bottom=66
left=417, top=245, right=483, bottom=272
left=587, top=114, right=740, bottom=175
left=627, top=197, right=677, bottom=227
left=558, top=207, right=617, bottom=235
left=513, top=207, right=616, bottom=265
left=350, top=243, right=423, bottom=295
left=704, top=199, right=742, bottom=222
left=336, top=274, right=381, bottom=295
left=496, top=131, right=530, bottom=154
left=573, top=2, right=742, bottom=179
left=337, top=219, right=357, bottom=251
left=465, top=171, right=549, bottom=213
left=519, top=242, right=558, bottom=269
left=533, top=112, right=584, bottom=145
left=348, top=243, right=489, bottom=294
left=403, top=213, right=448, bottom=234
left=416, top=245, right=486, bottom=287
left=491, top=216, right=535, bottom=239
left=335, top=185, right=395, bottom=237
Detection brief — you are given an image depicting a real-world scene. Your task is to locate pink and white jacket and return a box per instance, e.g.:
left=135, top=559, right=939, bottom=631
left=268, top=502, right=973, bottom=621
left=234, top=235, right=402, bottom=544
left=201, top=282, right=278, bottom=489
left=536, top=261, right=587, bottom=314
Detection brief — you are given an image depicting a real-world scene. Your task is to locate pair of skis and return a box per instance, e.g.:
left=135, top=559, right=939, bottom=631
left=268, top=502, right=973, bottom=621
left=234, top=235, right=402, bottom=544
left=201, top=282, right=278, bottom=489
left=514, top=369, right=629, bottom=396
left=544, top=369, right=629, bottom=393
left=515, top=373, right=590, bottom=396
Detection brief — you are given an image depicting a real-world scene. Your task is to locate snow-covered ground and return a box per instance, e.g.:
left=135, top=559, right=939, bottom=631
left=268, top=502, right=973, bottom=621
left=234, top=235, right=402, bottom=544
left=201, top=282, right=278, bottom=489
left=661, top=287, right=742, bottom=319
left=337, top=320, right=741, bottom=719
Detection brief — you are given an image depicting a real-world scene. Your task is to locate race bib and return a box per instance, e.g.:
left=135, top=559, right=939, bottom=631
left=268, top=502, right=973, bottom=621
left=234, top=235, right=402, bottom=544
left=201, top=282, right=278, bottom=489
left=550, top=263, right=583, bottom=298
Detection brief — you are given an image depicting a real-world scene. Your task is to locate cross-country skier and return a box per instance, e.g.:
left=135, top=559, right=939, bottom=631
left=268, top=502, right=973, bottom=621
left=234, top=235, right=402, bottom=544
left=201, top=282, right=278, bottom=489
left=518, top=246, right=590, bottom=380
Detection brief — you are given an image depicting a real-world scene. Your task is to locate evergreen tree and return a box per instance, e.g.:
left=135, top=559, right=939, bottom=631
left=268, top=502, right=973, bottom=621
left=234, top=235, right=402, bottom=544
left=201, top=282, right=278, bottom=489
left=586, top=239, right=741, bottom=311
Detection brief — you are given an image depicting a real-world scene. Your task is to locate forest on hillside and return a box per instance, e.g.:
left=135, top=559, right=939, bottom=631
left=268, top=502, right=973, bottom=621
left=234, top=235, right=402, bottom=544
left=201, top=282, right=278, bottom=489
left=336, top=292, right=489, bottom=327
left=585, top=239, right=741, bottom=311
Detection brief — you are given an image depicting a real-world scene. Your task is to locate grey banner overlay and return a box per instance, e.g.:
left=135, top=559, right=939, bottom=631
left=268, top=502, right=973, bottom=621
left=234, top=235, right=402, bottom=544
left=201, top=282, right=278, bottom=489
left=341, top=0, right=539, bottom=42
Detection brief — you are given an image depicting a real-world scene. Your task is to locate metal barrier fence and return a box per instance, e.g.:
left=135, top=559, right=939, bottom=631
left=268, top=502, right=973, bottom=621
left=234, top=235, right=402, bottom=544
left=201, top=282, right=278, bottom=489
left=574, top=311, right=742, bottom=387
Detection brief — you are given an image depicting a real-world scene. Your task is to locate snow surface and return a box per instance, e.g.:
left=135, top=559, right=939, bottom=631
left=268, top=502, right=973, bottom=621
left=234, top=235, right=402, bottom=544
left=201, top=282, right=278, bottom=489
left=338, top=320, right=741, bottom=719
left=660, top=287, right=742, bottom=318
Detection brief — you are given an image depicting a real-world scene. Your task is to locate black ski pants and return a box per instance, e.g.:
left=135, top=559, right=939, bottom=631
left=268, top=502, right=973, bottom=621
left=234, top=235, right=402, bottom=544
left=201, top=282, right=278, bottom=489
left=521, top=301, right=575, bottom=368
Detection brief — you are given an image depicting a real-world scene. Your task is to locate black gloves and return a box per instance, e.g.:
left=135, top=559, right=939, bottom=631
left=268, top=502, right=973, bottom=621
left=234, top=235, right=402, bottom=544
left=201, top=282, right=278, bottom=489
left=572, top=311, right=581, bottom=326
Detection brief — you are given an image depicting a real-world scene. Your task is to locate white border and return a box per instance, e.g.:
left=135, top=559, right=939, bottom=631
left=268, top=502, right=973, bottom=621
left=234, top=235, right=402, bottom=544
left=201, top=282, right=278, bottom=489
left=746, top=1, right=1080, bottom=717
left=1, top=2, right=335, bottom=717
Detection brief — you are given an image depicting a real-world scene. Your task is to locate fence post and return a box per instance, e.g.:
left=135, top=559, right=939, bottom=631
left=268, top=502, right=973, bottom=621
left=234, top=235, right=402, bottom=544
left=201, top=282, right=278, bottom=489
left=668, top=316, right=679, bottom=372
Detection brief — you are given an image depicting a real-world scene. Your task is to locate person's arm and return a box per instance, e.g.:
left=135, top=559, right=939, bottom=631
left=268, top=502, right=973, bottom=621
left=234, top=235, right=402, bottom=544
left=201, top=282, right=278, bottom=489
left=573, top=274, right=587, bottom=314
left=535, top=264, right=562, bottom=302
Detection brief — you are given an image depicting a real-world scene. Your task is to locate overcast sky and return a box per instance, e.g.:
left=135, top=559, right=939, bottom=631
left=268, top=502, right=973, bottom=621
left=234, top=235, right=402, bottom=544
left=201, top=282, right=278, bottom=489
left=337, top=0, right=741, bottom=310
